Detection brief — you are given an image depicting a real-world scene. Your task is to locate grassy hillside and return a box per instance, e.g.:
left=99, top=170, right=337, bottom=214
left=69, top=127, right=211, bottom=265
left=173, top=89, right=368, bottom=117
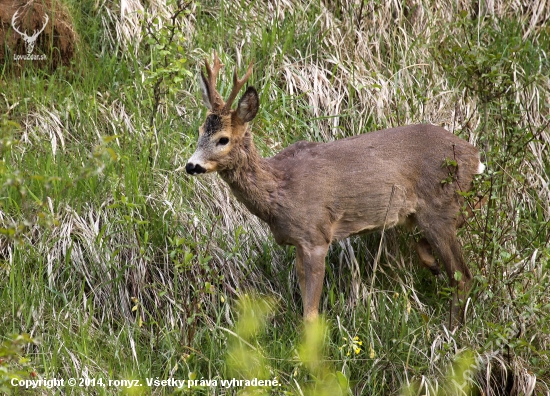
left=1, top=0, right=549, bottom=394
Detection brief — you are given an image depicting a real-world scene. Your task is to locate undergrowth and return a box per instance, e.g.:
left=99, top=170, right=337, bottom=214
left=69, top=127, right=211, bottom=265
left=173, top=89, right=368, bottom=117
left=1, top=0, right=549, bottom=395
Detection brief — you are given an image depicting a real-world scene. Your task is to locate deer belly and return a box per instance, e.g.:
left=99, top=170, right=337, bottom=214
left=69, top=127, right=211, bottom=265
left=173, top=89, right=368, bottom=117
left=332, top=217, right=396, bottom=240
left=330, top=194, right=416, bottom=240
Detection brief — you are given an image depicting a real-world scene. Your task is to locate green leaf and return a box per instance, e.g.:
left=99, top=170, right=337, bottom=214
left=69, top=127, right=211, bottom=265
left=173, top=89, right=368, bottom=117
left=454, top=271, right=463, bottom=282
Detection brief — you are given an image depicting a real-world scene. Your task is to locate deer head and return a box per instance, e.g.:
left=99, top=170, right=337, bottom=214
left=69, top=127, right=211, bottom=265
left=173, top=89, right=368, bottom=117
left=11, top=8, right=49, bottom=55
left=186, top=51, right=257, bottom=175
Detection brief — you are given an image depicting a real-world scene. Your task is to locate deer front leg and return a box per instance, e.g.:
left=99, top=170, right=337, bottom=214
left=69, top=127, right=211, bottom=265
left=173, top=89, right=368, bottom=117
left=301, top=245, right=329, bottom=322
left=295, top=246, right=306, bottom=302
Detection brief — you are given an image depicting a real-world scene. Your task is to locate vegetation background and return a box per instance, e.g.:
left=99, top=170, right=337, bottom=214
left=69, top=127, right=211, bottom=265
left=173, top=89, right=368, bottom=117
left=1, top=0, right=549, bottom=394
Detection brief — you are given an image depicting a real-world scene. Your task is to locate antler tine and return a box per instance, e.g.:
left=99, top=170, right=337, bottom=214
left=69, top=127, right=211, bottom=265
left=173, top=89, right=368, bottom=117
left=205, top=51, right=223, bottom=90
left=203, top=51, right=225, bottom=111
left=223, top=61, right=254, bottom=112
left=11, top=9, right=25, bottom=36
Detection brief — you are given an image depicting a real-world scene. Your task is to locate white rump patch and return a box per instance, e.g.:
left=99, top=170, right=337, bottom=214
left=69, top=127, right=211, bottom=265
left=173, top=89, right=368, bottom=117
left=477, top=162, right=486, bottom=174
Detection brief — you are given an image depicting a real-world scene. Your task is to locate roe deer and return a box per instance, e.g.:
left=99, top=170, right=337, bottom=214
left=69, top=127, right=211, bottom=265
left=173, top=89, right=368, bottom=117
left=186, top=52, right=485, bottom=323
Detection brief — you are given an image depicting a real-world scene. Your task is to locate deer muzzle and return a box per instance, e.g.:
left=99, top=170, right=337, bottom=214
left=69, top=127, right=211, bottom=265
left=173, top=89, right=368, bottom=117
left=185, top=162, right=207, bottom=175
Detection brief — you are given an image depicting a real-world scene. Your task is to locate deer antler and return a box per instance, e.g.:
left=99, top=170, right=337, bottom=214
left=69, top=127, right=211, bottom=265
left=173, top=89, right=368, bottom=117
left=201, top=51, right=225, bottom=112
left=11, top=8, right=49, bottom=55
left=11, top=9, right=25, bottom=37
left=31, top=14, right=49, bottom=40
left=11, top=10, right=49, bottom=39
left=223, top=61, right=253, bottom=113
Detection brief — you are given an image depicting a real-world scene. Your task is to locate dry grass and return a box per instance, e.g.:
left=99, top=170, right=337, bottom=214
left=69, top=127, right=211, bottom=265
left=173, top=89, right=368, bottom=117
left=1, top=0, right=549, bottom=394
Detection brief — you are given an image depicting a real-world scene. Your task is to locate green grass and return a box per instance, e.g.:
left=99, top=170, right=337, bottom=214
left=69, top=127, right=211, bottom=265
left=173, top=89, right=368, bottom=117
left=1, top=0, right=550, bottom=395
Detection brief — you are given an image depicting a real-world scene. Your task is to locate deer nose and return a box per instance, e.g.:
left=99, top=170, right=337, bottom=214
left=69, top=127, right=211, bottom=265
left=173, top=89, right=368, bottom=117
left=186, top=162, right=206, bottom=175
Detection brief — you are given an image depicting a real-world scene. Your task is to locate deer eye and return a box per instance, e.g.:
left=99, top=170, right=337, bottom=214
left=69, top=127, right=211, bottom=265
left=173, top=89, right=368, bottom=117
left=217, top=137, right=229, bottom=146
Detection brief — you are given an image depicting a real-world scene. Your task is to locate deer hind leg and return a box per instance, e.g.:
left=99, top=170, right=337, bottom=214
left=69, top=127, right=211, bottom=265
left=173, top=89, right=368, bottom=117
left=299, top=244, right=328, bottom=322
left=416, top=211, right=472, bottom=324
left=424, top=194, right=485, bottom=272
left=415, top=237, right=442, bottom=276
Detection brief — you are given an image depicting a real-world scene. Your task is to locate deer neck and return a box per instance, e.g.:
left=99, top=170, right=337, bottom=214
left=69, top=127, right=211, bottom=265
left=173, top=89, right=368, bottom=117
left=219, top=132, right=278, bottom=223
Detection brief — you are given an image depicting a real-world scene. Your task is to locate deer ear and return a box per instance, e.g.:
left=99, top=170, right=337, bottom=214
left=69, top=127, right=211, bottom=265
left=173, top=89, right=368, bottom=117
left=198, top=72, right=212, bottom=110
left=235, top=86, right=259, bottom=123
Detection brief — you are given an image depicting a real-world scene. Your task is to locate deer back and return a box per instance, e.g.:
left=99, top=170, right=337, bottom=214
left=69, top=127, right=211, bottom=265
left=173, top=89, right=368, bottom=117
left=262, top=124, right=482, bottom=246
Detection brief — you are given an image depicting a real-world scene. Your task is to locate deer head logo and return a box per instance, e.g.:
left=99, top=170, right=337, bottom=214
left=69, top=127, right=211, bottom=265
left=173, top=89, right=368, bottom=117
left=11, top=7, right=49, bottom=55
